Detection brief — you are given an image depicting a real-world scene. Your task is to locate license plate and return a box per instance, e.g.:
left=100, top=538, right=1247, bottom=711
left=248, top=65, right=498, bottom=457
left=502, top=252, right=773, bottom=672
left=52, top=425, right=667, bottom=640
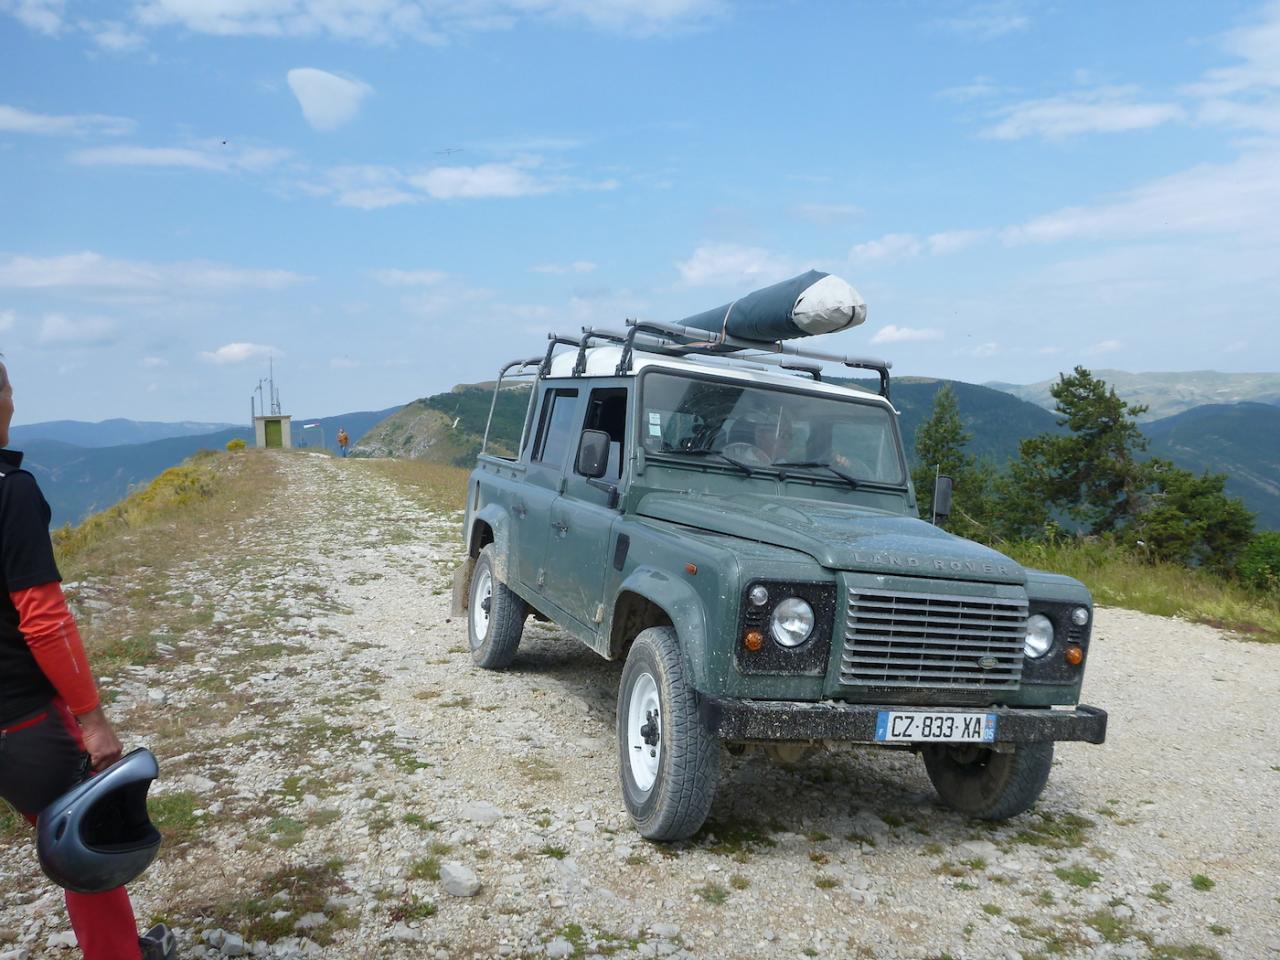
left=874, top=711, right=996, bottom=743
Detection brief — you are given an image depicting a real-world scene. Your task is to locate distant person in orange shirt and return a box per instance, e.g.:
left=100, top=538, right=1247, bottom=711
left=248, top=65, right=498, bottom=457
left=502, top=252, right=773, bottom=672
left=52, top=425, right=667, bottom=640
left=337, top=427, right=350, bottom=457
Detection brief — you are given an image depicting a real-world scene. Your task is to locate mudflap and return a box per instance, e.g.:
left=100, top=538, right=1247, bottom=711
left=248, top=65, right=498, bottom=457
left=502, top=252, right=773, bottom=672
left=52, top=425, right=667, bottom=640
left=450, top=556, right=475, bottom=617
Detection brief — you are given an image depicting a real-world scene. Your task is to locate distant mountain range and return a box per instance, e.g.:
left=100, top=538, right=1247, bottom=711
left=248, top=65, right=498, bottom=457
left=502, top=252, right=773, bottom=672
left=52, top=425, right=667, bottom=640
left=9, top=418, right=241, bottom=448
left=15, top=369, right=1280, bottom=532
left=16, top=408, right=400, bottom=526
left=986, top=370, right=1280, bottom=422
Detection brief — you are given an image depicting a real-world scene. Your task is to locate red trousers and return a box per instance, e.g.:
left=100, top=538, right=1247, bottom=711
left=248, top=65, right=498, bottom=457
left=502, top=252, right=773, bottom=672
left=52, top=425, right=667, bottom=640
left=2, top=700, right=142, bottom=960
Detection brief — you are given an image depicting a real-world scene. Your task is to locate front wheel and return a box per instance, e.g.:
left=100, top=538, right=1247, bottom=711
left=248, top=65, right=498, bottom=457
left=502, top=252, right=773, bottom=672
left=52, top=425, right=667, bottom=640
left=616, top=627, right=719, bottom=842
left=922, top=742, right=1054, bottom=820
left=468, top=546, right=526, bottom=670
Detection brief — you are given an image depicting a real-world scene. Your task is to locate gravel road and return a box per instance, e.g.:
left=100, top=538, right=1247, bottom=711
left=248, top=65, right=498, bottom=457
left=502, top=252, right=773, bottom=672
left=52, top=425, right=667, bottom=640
left=2, top=452, right=1277, bottom=960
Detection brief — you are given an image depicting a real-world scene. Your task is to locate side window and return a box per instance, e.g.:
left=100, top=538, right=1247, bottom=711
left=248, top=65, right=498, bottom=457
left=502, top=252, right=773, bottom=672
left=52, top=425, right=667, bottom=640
left=580, top=388, right=628, bottom=479
left=534, top=389, right=580, bottom=467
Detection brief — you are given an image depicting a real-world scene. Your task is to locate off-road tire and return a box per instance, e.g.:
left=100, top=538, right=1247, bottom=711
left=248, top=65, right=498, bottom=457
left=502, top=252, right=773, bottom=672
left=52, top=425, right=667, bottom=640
left=922, top=741, right=1054, bottom=820
left=468, top=546, right=526, bottom=670
left=616, top=626, right=720, bottom=841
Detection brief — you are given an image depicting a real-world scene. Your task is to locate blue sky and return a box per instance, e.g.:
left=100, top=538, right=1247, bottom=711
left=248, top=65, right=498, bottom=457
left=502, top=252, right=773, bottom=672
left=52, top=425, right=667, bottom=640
left=2, top=0, right=1279, bottom=423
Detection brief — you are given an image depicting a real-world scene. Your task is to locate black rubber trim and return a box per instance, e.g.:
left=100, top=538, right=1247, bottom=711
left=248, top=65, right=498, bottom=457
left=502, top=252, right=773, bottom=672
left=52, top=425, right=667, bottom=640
left=704, top=698, right=1107, bottom=745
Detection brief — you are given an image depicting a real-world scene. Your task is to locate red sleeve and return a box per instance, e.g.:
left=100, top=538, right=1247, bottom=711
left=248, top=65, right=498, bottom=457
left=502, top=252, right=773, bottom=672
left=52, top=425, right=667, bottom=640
left=10, top=582, right=100, bottom=716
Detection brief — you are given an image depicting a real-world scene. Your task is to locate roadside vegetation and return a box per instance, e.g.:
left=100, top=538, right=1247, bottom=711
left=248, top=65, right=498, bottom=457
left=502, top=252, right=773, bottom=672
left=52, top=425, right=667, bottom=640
left=916, top=370, right=1280, bottom=642
left=358, top=458, right=470, bottom=514
left=51, top=448, right=283, bottom=671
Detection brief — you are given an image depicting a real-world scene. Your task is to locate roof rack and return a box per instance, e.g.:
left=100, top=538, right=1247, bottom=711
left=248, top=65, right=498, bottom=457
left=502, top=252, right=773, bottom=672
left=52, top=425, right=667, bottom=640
left=616, top=319, right=893, bottom=398
left=570, top=326, right=821, bottom=380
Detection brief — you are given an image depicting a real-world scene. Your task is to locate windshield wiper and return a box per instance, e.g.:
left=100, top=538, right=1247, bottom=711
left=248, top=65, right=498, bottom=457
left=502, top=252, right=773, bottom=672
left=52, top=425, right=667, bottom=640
left=657, top=443, right=756, bottom=477
left=773, top=460, right=862, bottom=489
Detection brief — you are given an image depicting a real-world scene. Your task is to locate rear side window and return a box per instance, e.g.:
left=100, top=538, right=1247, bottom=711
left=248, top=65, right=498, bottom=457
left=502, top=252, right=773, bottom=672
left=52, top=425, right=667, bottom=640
left=534, top=389, right=579, bottom=466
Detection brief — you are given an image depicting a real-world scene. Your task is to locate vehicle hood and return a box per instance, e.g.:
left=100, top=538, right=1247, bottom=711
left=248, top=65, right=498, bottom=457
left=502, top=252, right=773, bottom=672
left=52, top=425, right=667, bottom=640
left=636, top=492, right=1025, bottom=585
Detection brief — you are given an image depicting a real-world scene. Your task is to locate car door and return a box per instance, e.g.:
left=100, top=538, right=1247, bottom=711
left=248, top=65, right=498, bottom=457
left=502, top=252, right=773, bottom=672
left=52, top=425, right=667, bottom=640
left=544, top=386, right=629, bottom=626
left=515, top=385, right=580, bottom=595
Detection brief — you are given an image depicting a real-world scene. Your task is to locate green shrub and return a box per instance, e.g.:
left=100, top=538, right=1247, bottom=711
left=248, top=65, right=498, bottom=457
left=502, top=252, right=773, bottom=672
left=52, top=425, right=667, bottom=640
left=226, top=437, right=247, bottom=451
left=1237, top=532, right=1280, bottom=593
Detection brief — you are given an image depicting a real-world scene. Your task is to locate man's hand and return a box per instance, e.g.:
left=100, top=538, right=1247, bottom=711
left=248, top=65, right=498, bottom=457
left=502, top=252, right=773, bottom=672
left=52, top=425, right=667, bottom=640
left=76, top=706, right=124, bottom=772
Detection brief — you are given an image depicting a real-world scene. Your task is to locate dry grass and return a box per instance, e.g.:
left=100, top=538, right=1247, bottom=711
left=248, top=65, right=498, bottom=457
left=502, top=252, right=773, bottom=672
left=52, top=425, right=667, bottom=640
left=356, top=458, right=470, bottom=514
left=1003, top=540, right=1280, bottom=643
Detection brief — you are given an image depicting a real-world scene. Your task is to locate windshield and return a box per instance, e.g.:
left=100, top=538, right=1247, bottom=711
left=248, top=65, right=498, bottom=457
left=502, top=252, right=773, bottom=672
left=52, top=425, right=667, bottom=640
left=640, top=371, right=906, bottom=486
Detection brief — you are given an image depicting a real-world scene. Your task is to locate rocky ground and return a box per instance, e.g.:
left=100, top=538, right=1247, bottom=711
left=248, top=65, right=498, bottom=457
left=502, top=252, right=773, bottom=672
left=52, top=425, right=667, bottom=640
left=1, top=451, right=1277, bottom=960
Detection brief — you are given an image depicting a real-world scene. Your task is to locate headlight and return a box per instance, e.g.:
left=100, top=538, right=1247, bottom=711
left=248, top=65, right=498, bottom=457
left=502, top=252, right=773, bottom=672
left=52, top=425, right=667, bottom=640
left=1024, top=613, right=1054, bottom=658
left=770, top=598, right=815, bottom=647
left=1071, top=606, right=1090, bottom=626
left=748, top=585, right=770, bottom=607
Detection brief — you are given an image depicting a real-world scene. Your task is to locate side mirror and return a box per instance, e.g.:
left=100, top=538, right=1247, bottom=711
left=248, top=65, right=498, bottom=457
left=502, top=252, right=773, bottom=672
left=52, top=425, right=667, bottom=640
left=576, top=429, right=610, bottom=479
left=932, top=475, right=953, bottom=526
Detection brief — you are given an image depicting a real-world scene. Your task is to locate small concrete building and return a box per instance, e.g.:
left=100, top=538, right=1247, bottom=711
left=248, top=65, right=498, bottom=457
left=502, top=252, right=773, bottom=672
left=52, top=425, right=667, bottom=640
left=254, top=415, right=293, bottom=449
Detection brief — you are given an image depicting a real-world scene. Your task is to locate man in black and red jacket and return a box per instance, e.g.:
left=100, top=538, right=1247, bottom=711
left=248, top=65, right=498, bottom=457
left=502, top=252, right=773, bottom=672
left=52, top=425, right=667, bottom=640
left=0, top=360, right=174, bottom=960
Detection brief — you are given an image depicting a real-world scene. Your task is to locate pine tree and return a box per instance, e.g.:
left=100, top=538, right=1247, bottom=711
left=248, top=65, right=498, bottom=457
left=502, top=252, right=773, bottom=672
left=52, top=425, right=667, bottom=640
left=912, top=384, right=994, bottom=538
left=1010, top=366, right=1151, bottom=535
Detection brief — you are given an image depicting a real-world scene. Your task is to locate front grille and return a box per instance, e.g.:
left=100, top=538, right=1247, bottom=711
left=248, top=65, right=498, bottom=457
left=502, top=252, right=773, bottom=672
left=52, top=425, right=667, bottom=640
left=841, top=588, right=1027, bottom=690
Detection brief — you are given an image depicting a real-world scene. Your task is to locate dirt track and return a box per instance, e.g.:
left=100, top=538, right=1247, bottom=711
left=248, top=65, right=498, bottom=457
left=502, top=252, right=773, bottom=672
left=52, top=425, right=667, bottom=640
left=2, top=452, right=1277, bottom=960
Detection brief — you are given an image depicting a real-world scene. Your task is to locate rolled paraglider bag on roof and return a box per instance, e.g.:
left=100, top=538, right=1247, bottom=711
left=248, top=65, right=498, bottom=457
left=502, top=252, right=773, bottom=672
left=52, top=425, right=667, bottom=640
left=679, top=270, right=867, bottom=344
left=37, top=747, right=163, bottom=894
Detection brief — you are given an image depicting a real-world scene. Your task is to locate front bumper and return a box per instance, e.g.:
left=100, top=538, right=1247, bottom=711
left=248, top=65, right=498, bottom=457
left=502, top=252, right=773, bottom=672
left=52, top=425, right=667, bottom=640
left=704, top=697, right=1107, bottom=745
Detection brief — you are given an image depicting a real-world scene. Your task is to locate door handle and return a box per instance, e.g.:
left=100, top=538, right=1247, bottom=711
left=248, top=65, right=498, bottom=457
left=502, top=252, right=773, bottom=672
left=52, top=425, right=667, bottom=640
left=551, top=520, right=569, bottom=536
left=514, top=502, right=527, bottom=520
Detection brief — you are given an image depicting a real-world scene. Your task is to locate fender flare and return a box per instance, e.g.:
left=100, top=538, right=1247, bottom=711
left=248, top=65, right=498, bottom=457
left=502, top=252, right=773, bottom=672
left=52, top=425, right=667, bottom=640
left=468, top=503, right=516, bottom=581
left=609, top=566, right=713, bottom=689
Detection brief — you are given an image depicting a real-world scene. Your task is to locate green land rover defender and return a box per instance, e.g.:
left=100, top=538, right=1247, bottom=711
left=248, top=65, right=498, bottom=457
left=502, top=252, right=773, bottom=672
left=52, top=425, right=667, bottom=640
left=453, top=313, right=1106, bottom=842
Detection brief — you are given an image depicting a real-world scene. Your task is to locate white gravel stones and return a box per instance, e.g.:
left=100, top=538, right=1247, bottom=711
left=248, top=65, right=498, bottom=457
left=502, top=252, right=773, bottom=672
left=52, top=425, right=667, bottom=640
left=459, top=800, right=505, bottom=825
left=220, top=933, right=247, bottom=957
left=439, top=862, right=481, bottom=897
left=545, top=938, right=574, bottom=958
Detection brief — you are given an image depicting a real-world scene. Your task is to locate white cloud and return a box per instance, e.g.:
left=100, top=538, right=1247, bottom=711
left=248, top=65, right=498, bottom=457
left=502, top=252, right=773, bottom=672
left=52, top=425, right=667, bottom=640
left=871, top=325, right=945, bottom=344
left=1087, top=339, right=1123, bottom=355
left=792, top=202, right=863, bottom=225
left=938, top=76, right=1005, bottom=102
left=927, top=229, right=992, bottom=255
left=69, top=142, right=290, bottom=172
left=0, top=251, right=307, bottom=296
left=371, top=268, right=447, bottom=286
left=329, top=356, right=359, bottom=368
left=38, top=314, right=116, bottom=346
left=1002, top=144, right=1280, bottom=245
left=0, top=308, right=14, bottom=331
left=531, top=260, right=597, bottom=274
left=958, top=341, right=1001, bottom=358
left=1184, top=1, right=1280, bottom=99
left=0, top=103, right=133, bottom=136
left=304, top=165, right=416, bottom=210
left=126, top=0, right=721, bottom=42
left=2, top=0, right=64, bottom=34
left=92, top=21, right=144, bottom=50
left=984, top=86, right=1184, bottom=141
left=200, top=342, right=281, bottom=365
left=675, top=244, right=796, bottom=286
left=935, top=2, right=1029, bottom=40
left=409, top=163, right=548, bottom=199
left=140, top=356, right=168, bottom=368
left=286, top=68, right=372, bottom=132
left=849, top=233, right=923, bottom=264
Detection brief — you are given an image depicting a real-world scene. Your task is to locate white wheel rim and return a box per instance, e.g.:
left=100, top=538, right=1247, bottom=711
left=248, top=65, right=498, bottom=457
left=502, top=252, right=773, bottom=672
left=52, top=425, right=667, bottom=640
left=473, top=569, right=492, bottom=644
left=627, top=671, right=661, bottom=794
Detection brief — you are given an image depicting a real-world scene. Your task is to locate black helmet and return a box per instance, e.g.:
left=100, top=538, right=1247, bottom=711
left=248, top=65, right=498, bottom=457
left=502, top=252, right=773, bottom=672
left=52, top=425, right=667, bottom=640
left=37, top=748, right=163, bottom=894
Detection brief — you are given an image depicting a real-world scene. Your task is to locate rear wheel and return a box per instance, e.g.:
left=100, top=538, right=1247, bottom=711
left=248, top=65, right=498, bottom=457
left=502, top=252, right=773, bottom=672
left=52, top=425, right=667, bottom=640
left=468, top=546, right=526, bottom=670
left=616, top=626, right=719, bottom=841
left=922, top=742, right=1054, bottom=820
